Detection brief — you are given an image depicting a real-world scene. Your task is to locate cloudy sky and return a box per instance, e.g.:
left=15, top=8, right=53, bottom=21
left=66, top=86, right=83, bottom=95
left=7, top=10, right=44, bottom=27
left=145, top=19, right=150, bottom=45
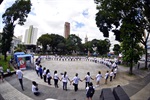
left=0, top=0, right=119, bottom=49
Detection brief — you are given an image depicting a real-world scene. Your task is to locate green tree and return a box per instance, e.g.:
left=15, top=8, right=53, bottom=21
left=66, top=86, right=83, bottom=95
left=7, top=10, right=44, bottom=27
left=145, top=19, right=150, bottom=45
left=113, top=44, right=120, bottom=56
left=94, top=0, right=149, bottom=74
left=83, top=41, right=92, bottom=55
left=91, top=39, right=111, bottom=56
left=66, top=34, right=82, bottom=54
left=37, top=33, right=52, bottom=53
left=2, top=0, right=31, bottom=61
left=49, top=34, right=65, bottom=54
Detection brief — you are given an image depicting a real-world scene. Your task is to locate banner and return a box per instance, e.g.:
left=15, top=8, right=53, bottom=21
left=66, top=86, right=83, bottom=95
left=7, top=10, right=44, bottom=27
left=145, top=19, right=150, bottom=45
left=18, top=57, right=26, bottom=69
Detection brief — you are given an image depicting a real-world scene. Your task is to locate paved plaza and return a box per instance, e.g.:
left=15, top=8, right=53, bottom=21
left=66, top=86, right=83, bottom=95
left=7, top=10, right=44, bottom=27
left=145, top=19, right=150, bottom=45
left=0, top=58, right=150, bottom=100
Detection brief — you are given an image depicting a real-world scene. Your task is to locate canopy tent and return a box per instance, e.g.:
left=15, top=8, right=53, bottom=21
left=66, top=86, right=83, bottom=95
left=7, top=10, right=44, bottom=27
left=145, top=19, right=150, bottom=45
left=16, top=54, right=32, bottom=69
left=14, top=52, right=25, bottom=62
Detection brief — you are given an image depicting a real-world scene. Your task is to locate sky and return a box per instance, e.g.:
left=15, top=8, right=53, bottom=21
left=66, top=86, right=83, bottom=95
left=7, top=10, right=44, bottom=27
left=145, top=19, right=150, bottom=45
left=0, top=0, right=119, bottom=50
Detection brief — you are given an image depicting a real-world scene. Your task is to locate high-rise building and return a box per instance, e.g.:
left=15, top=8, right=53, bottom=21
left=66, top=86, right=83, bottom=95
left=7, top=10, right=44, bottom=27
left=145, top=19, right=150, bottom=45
left=24, top=25, right=38, bottom=45
left=85, top=35, right=88, bottom=43
left=64, top=22, right=70, bottom=39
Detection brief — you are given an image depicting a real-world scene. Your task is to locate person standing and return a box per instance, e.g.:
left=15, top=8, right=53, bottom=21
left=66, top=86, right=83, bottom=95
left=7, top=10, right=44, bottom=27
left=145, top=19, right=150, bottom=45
left=43, top=67, right=47, bottom=82
left=113, top=67, right=117, bottom=79
left=35, top=63, right=40, bottom=76
left=83, top=72, right=94, bottom=88
left=38, top=65, right=43, bottom=79
left=53, top=70, right=60, bottom=88
left=86, top=82, right=95, bottom=100
left=0, top=65, right=4, bottom=82
left=71, top=73, right=82, bottom=92
left=110, top=69, right=114, bottom=82
left=95, top=71, right=103, bottom=87
left=61, top=71, right=70, bottom=91
left=104, top=71, right=109, bottom=84
left=16, top=67, right=24, bottom=91
left=46, top=69, right=52, bottom=85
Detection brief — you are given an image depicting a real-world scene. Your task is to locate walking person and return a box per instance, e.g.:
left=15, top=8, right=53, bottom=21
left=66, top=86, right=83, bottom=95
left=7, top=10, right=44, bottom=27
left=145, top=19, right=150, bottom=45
left=46, top=69, right=52, bottom=85
left=71, top=73, right=82, bottom=92
left=95, top=71, right=103, bottom=87
left=83, top=72, right=94, bottom=88
left=32, top=81, right=40, bottom=96
left=43, top=67, right=47, bottom=82
left=53, top=70, right=60, bottom=88
left=60, top=71, right=70, bottom=91
left=104, top=71, right=109, bottom=84
left=16, top=67, right=24, bottom=91
left=113, top=67, right=117, bottom=79
left=110, top=69, right=114, bottom=82
left=0, top=64, right=4, bottom=82
left=86, top=82, right=95, bottom=100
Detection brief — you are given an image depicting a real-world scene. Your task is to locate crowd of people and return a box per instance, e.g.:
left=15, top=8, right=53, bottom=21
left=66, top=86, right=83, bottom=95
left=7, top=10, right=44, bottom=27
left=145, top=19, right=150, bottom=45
left=32, top=56, right=119, bottom=99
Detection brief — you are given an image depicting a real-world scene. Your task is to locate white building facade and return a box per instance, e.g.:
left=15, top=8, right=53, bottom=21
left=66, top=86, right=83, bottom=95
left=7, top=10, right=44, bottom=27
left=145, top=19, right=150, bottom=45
left=24, top=25, right=38, bottom=45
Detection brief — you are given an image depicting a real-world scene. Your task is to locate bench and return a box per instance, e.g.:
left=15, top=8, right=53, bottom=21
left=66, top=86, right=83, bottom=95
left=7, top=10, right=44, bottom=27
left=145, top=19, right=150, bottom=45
left=100, top=88, right=116, bottom=100
left=113, top=85, right=130, bottom=100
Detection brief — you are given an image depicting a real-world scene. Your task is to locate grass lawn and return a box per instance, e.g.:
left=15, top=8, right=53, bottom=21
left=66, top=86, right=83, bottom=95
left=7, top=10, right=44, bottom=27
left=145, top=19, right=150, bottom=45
left=0, top=55, right=14, bottom=72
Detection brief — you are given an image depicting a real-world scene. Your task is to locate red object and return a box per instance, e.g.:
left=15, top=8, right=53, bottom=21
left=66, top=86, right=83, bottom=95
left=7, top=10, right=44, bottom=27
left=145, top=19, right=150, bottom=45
left=18, top=57, right=26, bottom=69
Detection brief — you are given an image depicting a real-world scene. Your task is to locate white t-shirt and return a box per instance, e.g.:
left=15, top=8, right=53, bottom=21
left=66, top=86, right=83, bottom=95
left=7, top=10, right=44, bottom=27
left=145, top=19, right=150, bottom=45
left=85, top=75, right=91, bottom=82
left=62, top=75, right=69, bottom=82
left=104, top=73, right=109, bottom=79
left=72, top=76, right=81, bottom=84
left=0, top=66, right=3, bottom=73
left=43, top=69, right=46, bottom=76
left=16, top=70, right=23, bottom=79
left=110, top=72, right=114, bottom=76
left=47, top=72, right=51, bottom=78
left=35, top=65, right=39, bottom=70
left=96, top=74, right=102, bottom=81
left=114, top=68, right=117, bottom=74
left=32, top=85, right=38, bottom=93
left=53, top=74, right=59, bottom=79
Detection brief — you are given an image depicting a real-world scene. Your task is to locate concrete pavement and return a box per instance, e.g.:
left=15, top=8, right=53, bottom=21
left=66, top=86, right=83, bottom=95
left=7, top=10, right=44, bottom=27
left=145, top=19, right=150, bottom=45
left=0, top=59, right=150, bottom=100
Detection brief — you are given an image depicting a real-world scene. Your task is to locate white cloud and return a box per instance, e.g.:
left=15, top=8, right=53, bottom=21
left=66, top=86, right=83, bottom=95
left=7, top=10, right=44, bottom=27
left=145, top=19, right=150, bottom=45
left=0, top=0, right=119, bottom=47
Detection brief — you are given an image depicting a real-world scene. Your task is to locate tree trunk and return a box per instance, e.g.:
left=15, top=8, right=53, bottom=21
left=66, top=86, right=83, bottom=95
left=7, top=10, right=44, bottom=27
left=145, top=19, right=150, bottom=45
left=4, top=52, right=7, bottom=61
left=145, top=44, right=148, bottom=69
left=129, top=61, right=133, bottom=75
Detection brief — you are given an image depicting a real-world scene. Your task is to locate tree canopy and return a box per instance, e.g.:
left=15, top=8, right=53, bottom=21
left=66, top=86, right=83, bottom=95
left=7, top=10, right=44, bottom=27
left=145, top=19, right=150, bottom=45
left=1, top=0, right=31, bottom=60
left=94, top=0, right=149, bottom=74
left=113, top=44, right=120, bottom=55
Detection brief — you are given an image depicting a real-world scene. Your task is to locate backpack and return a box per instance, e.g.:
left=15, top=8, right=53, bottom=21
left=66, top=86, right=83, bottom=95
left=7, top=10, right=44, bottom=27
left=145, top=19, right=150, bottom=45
left=87, top=86, right=95, bottom=97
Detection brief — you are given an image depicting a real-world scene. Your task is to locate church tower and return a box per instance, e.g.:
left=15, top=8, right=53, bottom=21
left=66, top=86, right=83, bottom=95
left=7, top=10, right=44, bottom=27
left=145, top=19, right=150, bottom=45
left=85, top=35, right=88, bottom=43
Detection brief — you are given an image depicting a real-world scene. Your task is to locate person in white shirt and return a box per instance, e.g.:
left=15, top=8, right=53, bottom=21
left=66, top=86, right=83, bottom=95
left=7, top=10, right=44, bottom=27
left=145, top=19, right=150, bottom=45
left=46, top=69, right=52, bottom=85
left=95, top=71, right=103, bottom=87
left=16, top=67, right=24, bottom=91
left=83, top=72, right=94, bottom=88
left=60, top=71, right=70, bottom=91
left=113, top=67, right=118, bottom=79
left=32, top=81, right=40, bottom=96
left=35, top=63, right=39, bottom=76
left=71, top=73, right=82, bottom=92
left=0, top=65, right=4, bottom=82
left=43, top=67, right=47, bottom=82
left=104, top=71, right=109, bottom=84
left=53, top=70, right=60, bottom=88
left=110, top=69, right=114, bottom=81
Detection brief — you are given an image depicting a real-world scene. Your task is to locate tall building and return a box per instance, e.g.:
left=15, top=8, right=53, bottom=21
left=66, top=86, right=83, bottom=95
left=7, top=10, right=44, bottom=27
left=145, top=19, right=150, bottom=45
left=17, top=35, right=23, bottom=42
left=85, top=35, right=88, bottom=43
left=64, top=22, right=70, bottom=39
left=24, top=25, right=38, bottom=45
